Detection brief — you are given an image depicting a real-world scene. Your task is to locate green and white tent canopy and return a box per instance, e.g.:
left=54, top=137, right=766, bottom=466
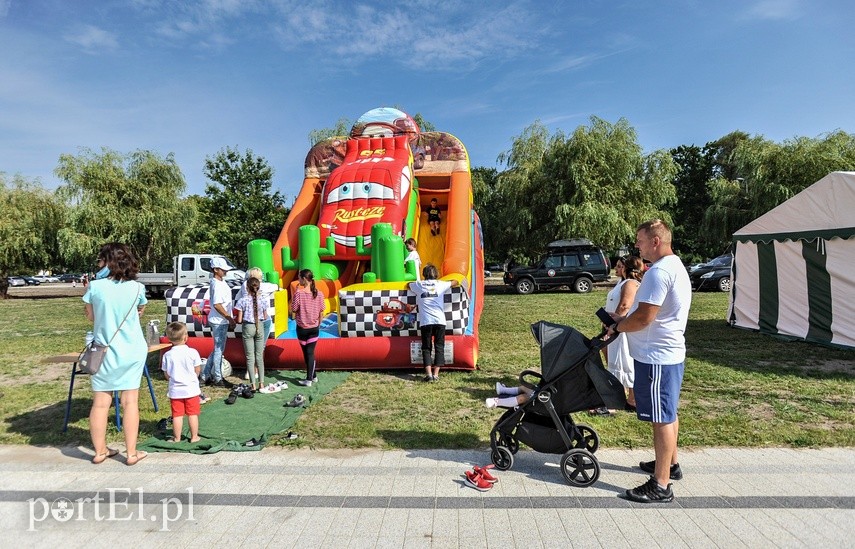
left=728, top=171, right=855, bottom=349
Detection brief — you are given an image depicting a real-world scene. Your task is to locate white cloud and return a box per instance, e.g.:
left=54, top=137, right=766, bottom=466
left=540, top=112, right=590, bottom=126
left=742, top=0, right=802, bottom=21
left=64, top=24, right=119, bottom=53
left=269, top=1, right=535, bottom=69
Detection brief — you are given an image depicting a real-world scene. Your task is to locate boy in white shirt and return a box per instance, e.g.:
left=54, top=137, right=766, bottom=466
left=161, top=322, right=204, bottom=443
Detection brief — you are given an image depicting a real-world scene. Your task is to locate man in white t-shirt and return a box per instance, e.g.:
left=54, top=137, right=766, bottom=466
left=609, top=219, right=692, bottom=503
left=201, top=257, right=236, bottom=388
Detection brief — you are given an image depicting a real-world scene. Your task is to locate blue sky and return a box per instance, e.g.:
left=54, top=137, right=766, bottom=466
left=2, top=0, right=853, bottom=201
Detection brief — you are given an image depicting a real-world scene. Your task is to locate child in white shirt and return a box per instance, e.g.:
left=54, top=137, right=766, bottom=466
left=161, top=322, right=203, bottom=443
left=405, top=238, right=422, bottom=280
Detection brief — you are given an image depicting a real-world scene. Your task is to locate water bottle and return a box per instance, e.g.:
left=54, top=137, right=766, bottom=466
left=147, top=320, right=161, bottom=345
left=85, top=331, right=94, bottom=347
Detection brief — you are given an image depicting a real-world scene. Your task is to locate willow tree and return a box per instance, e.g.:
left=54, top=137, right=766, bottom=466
left=704, top=130, right=855, bottom=245
left=55, top=148, right=195, bottom=271
left=0, top=174, right=64, bottom=297
left=497, top=117, right=677, bottom=260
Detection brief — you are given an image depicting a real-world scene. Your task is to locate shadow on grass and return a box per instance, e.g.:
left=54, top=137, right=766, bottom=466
left=7, top=397, right=164, bottom=446
left=687, top=319, right=855, bottom=379
left=376, top=429, right=483, bottom=449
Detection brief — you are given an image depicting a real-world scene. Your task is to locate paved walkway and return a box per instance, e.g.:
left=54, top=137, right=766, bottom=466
left=1, top=444, right=853, bottom=547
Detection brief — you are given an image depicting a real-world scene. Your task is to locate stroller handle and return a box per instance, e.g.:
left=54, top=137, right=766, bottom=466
left=590, top=327, right=619, bottom=351
left=518, top=369, right=542, bottom=391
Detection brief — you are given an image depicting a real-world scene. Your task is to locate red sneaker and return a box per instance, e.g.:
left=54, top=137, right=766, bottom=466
left=464, top=470, right=493, bottom=491
left=473, top=465, right=498, bottom=484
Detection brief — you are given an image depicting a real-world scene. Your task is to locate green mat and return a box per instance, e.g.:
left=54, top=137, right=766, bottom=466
left=138, top=371, right=349, bottom=454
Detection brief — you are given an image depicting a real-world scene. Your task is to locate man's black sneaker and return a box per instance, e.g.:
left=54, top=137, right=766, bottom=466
left=625, top=477, right=674, bottom=503
left=213, top=379, right=234, bottom=389
left=639, top=460, right=683, bottom=480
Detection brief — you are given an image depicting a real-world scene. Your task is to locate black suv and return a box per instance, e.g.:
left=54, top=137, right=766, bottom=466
left=503, top=239, right=610, bottom=294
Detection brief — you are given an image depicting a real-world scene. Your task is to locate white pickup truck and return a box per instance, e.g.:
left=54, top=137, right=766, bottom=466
left=137, top=254, right=244, bottom=296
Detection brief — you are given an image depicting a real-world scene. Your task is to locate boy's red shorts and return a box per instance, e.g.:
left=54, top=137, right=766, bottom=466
left=170, top=395, right=201, bottom=417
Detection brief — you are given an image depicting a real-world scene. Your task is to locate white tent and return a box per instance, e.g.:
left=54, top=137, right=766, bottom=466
left=728, top=171, right=855, bottom=349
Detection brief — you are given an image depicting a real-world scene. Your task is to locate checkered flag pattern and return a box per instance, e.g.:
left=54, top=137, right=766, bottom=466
left=164, top=281, right=275, bottom=338
left=339, top=287, right=469, bottom=337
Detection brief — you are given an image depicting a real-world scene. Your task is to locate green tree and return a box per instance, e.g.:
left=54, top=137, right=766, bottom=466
left=200, top=147, right=289, bottom=267
left=471, top=166, right=511, bottom=264
left=496, top=117, right=677, bottom=261
left=55, top=148, right=195, bottom=272
left=0, top=174, right=64, bottom=298
left=308, top=117, right=351, bottom=146
left=669, top=145, right=715, bottom=261
left=704, top=130, right=855, bottom=244
left=412, top=113, right=436, bottom=132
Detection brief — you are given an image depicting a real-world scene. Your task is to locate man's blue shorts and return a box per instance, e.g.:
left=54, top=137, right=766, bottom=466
left=633, top=360, right=684, bottom=424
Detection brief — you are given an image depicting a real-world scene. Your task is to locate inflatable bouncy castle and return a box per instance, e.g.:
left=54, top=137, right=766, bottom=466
left=166, top=108, right=484, bottom=371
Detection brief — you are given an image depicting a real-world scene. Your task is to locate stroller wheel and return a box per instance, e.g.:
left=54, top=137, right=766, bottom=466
left=560, top=449, right=600, bottom=487
left=572, top=424, right=600, bottom=454
left=491, top=446, right=514, bottom=471
left=498, top=434, right=519, bottom=455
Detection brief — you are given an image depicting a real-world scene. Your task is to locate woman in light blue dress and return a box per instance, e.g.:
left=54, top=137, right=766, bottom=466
left=83, top=243, right=149, bottom=465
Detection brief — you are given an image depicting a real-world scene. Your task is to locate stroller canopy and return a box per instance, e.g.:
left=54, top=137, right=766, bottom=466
left=531, top=321, right=594, bottom=381
left=530, top=321, right=626, bottom=413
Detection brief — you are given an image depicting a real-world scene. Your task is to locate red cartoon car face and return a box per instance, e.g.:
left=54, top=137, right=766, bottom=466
left=191, top=299, right=210, bottom=326
left=318, top=136, right=413, bottom=259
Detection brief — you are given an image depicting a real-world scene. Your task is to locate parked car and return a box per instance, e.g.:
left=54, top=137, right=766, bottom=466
left=686, top=262, right=706, bottom=274
left=33, top=274, right=60, bottom=283
left=8, top=276, right=26, bottom=287
left=689, top=254, right=733, bottom=292
left=57, top=273, right=83, bottom=283
left=137, top=253, right=244, bottom=296
left=503, top=239, right=610, bottom=294
left=20, top=276, right=40, bottom=286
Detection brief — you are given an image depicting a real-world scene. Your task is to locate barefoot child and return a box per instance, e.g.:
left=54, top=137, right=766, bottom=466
left=161, top=322, right=203, bottom=443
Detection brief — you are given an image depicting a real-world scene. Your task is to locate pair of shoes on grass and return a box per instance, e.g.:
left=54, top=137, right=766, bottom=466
left=464, top=464, right=499, bottom=491
left=225, top=385, right=255, bottom=404
left=260, top=380, right=288, bottom=394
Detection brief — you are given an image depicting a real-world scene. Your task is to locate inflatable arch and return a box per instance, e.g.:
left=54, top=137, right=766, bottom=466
left=166, top=107, right=485, bottom=371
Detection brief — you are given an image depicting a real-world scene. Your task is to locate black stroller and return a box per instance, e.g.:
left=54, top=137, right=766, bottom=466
left=489, top=321, right=626, bottom=487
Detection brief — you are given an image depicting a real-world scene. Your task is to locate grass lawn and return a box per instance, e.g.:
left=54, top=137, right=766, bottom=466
left=1, top=289, right=853, bottom=449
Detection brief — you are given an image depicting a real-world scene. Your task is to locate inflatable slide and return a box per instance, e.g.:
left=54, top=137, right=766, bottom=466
left=167, top=107, right=484, bottom=371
